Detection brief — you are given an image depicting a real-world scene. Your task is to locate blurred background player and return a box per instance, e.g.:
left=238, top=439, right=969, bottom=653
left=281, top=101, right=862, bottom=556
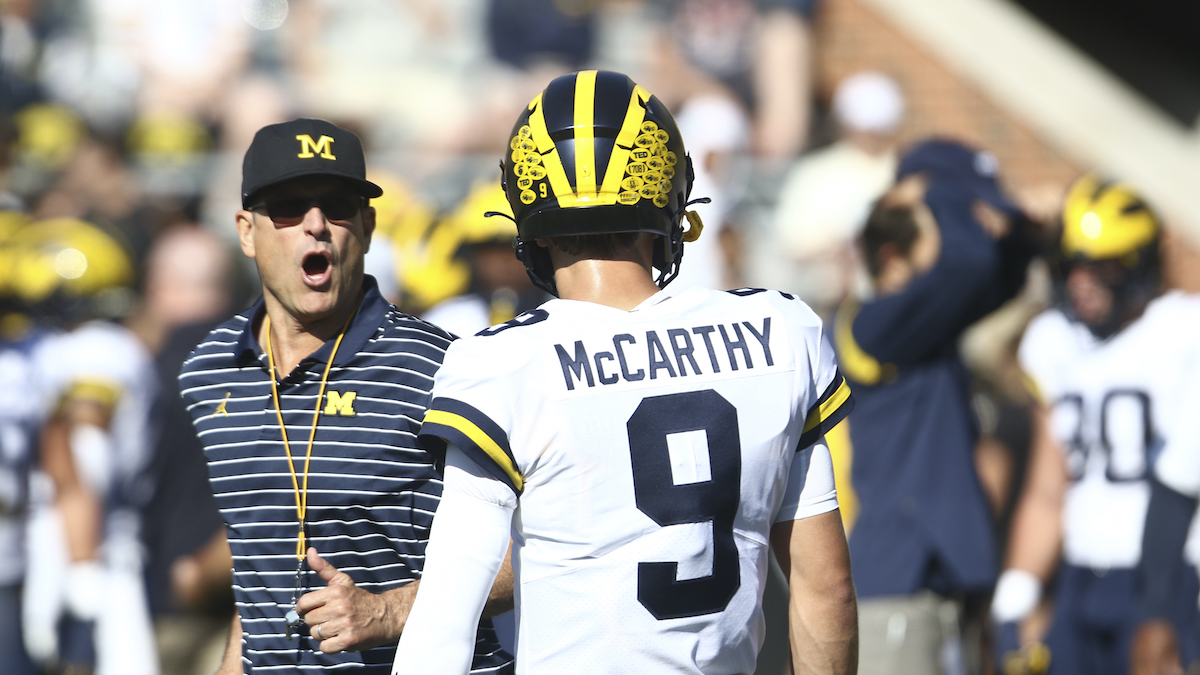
left=1131, top=262, right=1200, bottom=675
left=0, top=207, right=46, bottom=675
left=835, top=140, right=1042, bottom=675
left=16, top=216, right=160, bottom=674
left=394, top=69, right=857, bottom=675
left=993, top=175, right=1200, bottom=675
left=420, top=181, right=548, bottom=337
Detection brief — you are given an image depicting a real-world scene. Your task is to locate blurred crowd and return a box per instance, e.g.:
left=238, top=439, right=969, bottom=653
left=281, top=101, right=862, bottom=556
left=1, top=0, right=1196, bottom=674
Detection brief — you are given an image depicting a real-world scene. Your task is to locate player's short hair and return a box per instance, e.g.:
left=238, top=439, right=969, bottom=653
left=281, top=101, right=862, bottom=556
left=547, top=231, right=643, bottom=258
left=861, top=201, right=920, bottom=279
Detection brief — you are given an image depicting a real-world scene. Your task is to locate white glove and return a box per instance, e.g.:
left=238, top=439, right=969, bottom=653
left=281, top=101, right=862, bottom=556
left=991, top=568, right=1041, bottom=623
left=65, top=560, right=105, bottom=620
left=23, top=500, right=66, bottom=662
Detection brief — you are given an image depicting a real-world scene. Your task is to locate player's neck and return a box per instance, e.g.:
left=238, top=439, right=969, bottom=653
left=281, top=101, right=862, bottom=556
left=257, top=293, right=359, bottom=377
left=553, top=257, right=661, bottom=311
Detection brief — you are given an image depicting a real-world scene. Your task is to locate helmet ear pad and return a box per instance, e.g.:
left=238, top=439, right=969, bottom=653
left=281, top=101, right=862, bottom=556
left=513, top=237, right=558, bottom=296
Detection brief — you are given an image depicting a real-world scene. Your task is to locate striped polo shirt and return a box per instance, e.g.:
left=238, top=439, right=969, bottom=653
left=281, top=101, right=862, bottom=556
left=180, top=277, right=512, bottom=674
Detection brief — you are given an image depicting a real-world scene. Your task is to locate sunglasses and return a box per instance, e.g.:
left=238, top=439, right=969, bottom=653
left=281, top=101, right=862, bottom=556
left=251, top=195, right=365, bottom=222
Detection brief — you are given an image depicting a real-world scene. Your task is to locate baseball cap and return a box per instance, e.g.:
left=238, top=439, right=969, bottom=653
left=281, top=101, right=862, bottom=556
left=241, top=118, right=383, bottom=208
left=897, top=139, right=1018, bottom=215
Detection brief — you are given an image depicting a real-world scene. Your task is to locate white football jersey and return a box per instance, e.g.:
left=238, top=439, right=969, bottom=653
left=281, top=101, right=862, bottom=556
left=0, top=332, right=49, bottom=585
left=33, top=321, right=157, bottom=503
left=421, top=287, right=851, bottom=674
left=26, top=320, right=160, bottom=672
left=1020, top=291, right=1200, bottom=569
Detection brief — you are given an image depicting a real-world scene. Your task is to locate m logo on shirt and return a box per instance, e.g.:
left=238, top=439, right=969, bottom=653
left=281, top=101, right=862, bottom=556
left=296, top=134, right=336, bottom=160
left=324, top=390, right=357, bottom=416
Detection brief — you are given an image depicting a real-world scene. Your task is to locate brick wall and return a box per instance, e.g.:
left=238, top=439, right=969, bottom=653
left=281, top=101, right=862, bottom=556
left=812, top=0, right=1083, bottom=193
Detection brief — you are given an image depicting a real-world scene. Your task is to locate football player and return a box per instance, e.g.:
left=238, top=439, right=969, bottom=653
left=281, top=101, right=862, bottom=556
left=0, top=209, right=47, bottom=675
left=991, top=176, right=1200, bottom=675
left=1129, top=233, right=1200, bottom=675
left=15, top=218, right=159, bottom=674
left=392, top=70, right=857, bottom=674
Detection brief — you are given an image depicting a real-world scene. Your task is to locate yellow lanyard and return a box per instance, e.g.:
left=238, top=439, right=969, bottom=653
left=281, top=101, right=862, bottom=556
left=263, top=310, right=356, bottom=560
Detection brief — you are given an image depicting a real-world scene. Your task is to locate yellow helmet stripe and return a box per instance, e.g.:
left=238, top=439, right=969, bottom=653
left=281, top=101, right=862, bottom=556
left=573, top=70, right=598, bottom=201
left=597, top=85, right=652, bottom=206
left=528, top=93, right=581, bottom=208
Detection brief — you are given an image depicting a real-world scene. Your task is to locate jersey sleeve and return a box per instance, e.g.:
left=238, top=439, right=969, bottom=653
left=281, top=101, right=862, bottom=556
left=1152, top=336, right=1200, bottom=498
left=1017, top=310, right=1073, bottom=404
left=392, top=446, right=514, bottom=674
left=419, top=336, right=528, bottom=496
left=775, top=438, right=839, bottom=522
left=797, top=320, right=854, bottom=451
left=35, top=323, right=154, bottom=413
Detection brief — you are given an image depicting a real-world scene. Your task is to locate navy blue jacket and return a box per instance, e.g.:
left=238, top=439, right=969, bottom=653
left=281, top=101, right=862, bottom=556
left=834, top=182, right=1037, bottom=597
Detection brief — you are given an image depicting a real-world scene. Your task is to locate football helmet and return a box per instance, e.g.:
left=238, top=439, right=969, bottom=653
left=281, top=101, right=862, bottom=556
left=449, top=180, right=518, bottom=247
left=1057, top=173, right=1161, bottom=338
left=503, top=70, right=705, bottom=295
left=9, top=217, right=136, bottom=326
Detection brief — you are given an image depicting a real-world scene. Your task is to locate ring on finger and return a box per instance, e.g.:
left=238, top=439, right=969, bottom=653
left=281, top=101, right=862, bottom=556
left=316, top=623, right=325, bottom=640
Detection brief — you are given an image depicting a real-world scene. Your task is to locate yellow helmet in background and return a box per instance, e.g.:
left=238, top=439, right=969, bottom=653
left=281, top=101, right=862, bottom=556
left=365, top=171, right=465, bottom=313
left=0, top=210, right=33, bottom=298
left=10, top=217, right=136, bottom=325
left=442, top=180, right=517, bottom=247
left=0, top=211, right=34, bottom=337
left=1058, top=173, right=1162, bottom=338
left=368, top=171, right=438, bottom=243
left=126, top=111, right=211, bottom=163
left=13, top=103, right=85, bottom=170
left=394, top=181, right=519, bottom=314
left=1061, top=174, right=1160, bottom=264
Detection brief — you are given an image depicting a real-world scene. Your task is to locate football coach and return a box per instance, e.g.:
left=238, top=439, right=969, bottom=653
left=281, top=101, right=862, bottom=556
left=179, top=118, right=514, bottom=674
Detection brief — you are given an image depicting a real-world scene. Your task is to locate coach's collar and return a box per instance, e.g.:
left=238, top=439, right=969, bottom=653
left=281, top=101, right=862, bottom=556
left=235, top=275, right=390, bottom=369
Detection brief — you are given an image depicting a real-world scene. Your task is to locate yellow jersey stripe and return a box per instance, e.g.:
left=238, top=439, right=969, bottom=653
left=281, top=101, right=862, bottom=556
left=803, top=377, right=851, bottom=434
left=573, top=70, right=598, bottom=200
left=424, top=409, right=524, bottom=492
left=834, top=299, right=893, bottom=386
left=64, top=378, right=123, bottom=409
left=1020, top=370, right=1043, bottom=405
left=528, top=93, right=579, bottom=208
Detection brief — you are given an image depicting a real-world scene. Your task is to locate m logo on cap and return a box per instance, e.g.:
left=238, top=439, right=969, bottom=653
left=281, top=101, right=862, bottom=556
left=296, top=134, right=336, bottom=160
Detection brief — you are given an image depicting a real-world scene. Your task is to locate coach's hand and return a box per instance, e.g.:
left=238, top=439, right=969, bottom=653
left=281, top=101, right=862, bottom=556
left=1131, top=619, right=1184, bottom=675
left=297, top=547, right=419, bottom=654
